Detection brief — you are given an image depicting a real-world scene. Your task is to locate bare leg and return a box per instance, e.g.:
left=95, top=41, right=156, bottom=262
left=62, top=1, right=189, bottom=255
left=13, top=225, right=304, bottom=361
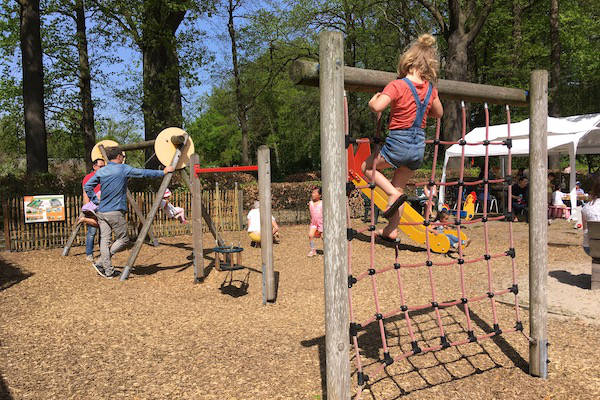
left=361, top=154, right=402, bottom=207
left=308, top=226, right=318, bottom=256
left=79, top=216, right=99, bottom=228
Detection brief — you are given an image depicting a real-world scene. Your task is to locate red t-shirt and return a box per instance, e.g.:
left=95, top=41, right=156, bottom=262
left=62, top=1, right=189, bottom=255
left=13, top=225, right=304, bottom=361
left=82, top=170, right=101, bottom=194
left=381, top=79, right=438, bottom=130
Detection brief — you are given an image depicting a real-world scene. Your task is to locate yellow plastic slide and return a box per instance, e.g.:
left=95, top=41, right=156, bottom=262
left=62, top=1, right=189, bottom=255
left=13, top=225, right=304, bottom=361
left=351, top=174, right=468, bottom=254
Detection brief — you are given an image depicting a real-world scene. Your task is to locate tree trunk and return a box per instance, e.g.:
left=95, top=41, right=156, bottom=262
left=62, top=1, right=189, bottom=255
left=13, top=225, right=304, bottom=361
left=75, top=0, right=96, bottom=170
left=548, top=0, right=561, bottom=171
left=227, top=0, right=250, bottom=165
left=549, top=0, right=560, bottom=117
left=442, top=32, right=471, bottom=170
left=19, top=0, right=48, bottom=175
left=512, top=0, right=522, bottom=68
left=141, top=0, right=185, bottom=168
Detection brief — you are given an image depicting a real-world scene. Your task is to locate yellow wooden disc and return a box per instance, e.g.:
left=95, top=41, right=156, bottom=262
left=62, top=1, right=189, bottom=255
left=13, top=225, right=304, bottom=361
left=154, top=127, right=195, bottom=169
left=91, top=140, right=119, bottom=162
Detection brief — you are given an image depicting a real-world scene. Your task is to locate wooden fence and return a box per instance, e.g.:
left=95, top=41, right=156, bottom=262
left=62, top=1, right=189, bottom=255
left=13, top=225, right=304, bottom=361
left=1, top=189, right=246, bottom=252
left=0, top=189, right=311, bottom=252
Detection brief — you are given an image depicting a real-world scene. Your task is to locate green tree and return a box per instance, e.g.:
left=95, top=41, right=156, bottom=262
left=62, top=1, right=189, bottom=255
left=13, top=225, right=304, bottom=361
left=92, top=0, right=211, bottom=167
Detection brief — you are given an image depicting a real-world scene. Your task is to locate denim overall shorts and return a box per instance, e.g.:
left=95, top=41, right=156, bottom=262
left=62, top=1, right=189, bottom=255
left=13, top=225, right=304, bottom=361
left=379, top=78, right=433, bottom=171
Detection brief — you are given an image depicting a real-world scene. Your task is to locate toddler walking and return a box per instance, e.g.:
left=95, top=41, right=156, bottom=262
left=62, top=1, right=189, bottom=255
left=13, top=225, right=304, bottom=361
left=361, top=34, right=443, bottom=241
left=308, top=186, right=323, bottom=257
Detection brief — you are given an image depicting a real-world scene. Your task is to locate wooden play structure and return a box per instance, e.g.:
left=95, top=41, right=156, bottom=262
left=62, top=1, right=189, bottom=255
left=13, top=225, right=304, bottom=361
left=292, top=31, right=549, bottom=397
left=61, top=130, right=276, bottom=300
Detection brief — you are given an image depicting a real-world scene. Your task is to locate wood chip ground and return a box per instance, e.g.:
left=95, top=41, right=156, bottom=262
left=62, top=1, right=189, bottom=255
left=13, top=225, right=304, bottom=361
left=1, top=220, right=599, bottom=399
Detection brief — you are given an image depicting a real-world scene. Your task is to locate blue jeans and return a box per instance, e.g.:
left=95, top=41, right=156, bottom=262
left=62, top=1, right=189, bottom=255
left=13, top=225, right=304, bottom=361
left=446, top=234, right=459, bottom=247
left=85, top=225, right=98, bottom=256
left=584, top=246, right=590, bottom=256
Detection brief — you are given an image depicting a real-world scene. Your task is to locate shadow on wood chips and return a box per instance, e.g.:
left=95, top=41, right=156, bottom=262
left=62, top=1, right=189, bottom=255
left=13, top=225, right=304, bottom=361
left=0, top=373, right=13, bottom=400
left=302, top=306, right=527, bottom=399
left=549, top=270, right=591, bottom=289
left=0, top=256, right=33, bottom=292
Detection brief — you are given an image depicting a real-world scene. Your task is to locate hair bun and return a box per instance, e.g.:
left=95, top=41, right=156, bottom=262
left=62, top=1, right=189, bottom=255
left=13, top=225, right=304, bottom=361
left=417, top=34, right=436, bottom=47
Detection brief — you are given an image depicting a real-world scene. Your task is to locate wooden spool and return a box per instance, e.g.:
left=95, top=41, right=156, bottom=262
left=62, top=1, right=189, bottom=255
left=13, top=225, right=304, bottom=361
left=155, top=127, right=195, bottom=169
left=90, top=128, right=194, bottom=169
left=91, top=139, right=119, bottom=162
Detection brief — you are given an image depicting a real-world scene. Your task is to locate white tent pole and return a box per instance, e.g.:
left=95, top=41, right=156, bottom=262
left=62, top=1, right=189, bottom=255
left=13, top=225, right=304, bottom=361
left=439, top=153, right=450, bottom=209
left=568, top=142, right=577, bottom=221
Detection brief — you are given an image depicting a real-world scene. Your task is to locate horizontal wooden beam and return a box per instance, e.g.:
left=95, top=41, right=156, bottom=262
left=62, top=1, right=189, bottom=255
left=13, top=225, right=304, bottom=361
left=105, top=135, right=186, bottom=152
left=106, top=140, right=155, bottom=152
left=194, top=165, right=258, bottom=174
left=290, top=59, right=529, bottom=107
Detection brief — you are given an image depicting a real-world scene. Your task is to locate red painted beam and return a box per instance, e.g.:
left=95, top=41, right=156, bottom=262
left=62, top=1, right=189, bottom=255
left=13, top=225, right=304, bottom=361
left=194, top=165, right=258, bottom=174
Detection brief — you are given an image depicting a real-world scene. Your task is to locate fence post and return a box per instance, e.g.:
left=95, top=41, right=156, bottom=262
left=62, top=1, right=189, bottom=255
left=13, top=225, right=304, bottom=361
left=528, top=69, right=549, bottom=379
left=258, top=145, right=275, bottom=302
left=320, top=31, right=350, bottom=399
left=2, top=198, right=11, bottom=251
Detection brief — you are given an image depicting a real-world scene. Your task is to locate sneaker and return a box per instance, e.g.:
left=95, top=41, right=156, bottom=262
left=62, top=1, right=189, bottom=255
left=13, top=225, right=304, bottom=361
left=86, top=254, right=94, bottom=262
left=98, top=268, right=120, bottom=279
left=92, top=262, right=105, bottom=277
left=307, top=249, right=317, bottom=257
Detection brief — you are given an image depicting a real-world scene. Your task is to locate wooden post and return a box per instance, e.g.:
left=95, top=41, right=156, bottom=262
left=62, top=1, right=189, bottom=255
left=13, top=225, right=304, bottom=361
left=181, top=169, right=225, bottom=247
left=61, top=214, right=83, bottom=256
left=126, top=191, right=159, bottom=246
left=190, top=154, right=204, bottom=282
left=528, top=69, right=549, bottom=379
left=258, top=145, right=275, bottom=302
left=120, top=135, right=189, bottom=281
left=320, top=31, right=350, bottom=399
left=215, top=182, right=221, bottom=242
left=235, top=182, right=244, bottom=230
left=3, top=198, right=11, bottom=251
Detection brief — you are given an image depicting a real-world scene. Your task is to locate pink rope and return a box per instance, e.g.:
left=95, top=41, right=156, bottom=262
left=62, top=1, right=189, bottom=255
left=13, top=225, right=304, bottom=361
left=346, top=100, right=525, bottom=396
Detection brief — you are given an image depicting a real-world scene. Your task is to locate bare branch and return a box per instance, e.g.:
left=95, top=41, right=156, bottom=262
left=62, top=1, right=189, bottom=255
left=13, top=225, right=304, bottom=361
left=417, top=0, right=447, bottom=34
left=466, top=0, right=495, bottom=43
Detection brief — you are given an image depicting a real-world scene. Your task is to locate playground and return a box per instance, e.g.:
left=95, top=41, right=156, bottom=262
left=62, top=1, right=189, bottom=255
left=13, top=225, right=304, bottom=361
left=1, top=221, right=599, bottom=399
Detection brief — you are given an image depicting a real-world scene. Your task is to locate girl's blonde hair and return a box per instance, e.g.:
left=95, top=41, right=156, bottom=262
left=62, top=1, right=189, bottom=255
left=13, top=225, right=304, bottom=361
left=397, top=34, right=439, bottom=82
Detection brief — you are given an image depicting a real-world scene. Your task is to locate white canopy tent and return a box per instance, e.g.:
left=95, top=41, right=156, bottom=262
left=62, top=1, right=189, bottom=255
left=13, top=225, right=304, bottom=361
left=439, top=113, right=600, bottom=221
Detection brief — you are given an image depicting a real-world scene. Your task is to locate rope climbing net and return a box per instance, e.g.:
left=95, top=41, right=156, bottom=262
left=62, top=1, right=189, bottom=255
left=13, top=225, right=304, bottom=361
left=345, top=101, right=530, bottom=396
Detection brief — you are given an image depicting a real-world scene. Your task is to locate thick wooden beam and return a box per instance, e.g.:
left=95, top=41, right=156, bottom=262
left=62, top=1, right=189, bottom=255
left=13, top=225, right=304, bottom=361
left=319, top=32, right=350, bottom=399
left=290, top=59, right=529, bottom=106
left=189, top=154, right=204, bottom=282
left=258, top=146, right=275, bottom=302
left=528, top=70, right=548, bottom=379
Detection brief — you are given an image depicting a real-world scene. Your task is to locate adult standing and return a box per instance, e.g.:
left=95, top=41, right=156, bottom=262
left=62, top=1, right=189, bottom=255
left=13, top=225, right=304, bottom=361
left=80, top=158, right=105, bottom=261
left=84, top=147, right=174, bottom=278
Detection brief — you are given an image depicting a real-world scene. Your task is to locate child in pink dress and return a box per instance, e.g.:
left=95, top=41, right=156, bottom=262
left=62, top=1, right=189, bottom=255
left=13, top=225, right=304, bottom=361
left=160, top=188, right=186, bottom=223
left=308, top=186, right=323, bottom=257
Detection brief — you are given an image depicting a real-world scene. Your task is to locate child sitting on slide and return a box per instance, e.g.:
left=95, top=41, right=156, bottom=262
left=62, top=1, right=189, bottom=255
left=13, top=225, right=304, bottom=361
left=160, top=188, right=186, bottom=223
left=429, top=210, right=470, bottom=249
left=362, top=34, right=444, bottom=241
left=307, top=186, right=323, bottom=257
